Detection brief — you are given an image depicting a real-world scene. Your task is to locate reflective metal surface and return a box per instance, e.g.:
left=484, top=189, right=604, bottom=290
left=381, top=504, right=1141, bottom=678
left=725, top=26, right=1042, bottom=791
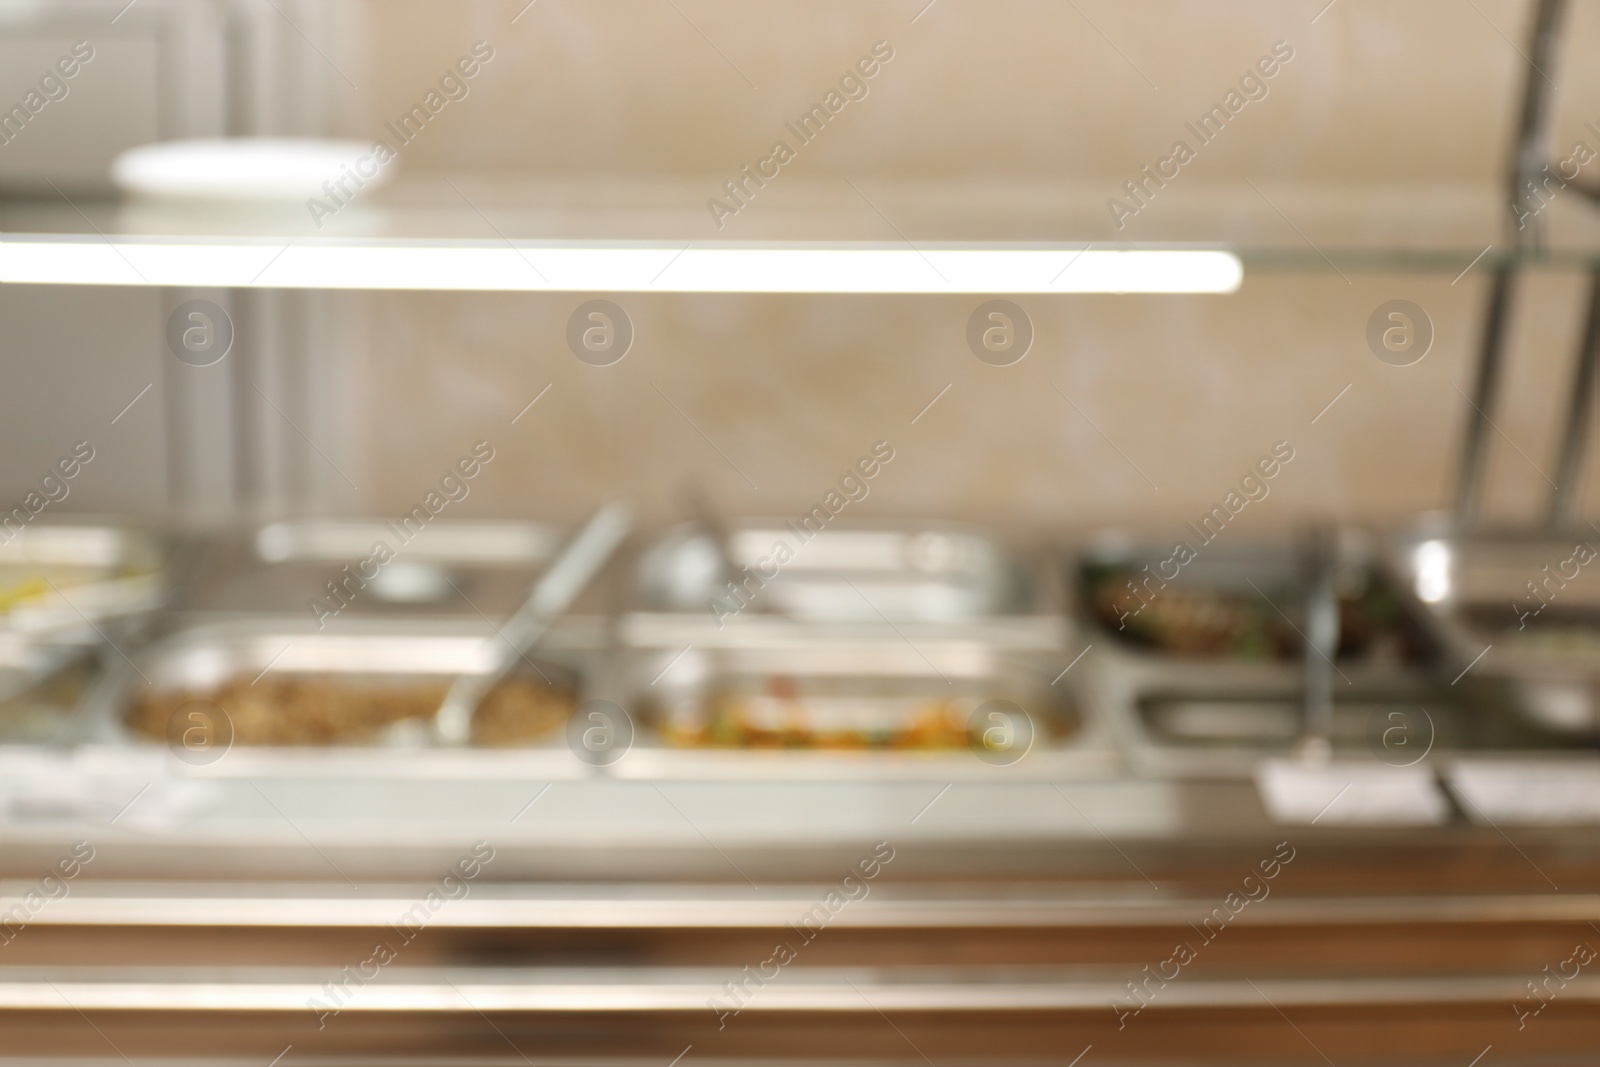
left=189, top=519, right=565, bottom=617
left=635, top=520, right=1034, bottom=620
left=1392, top=524, right=1600, bottom=736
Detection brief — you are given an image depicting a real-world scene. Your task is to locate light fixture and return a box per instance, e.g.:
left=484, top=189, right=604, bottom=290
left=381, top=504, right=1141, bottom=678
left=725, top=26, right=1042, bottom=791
left=0, top=239, right=1242, bottom=294
left=111, top=138, right=392, bottom=201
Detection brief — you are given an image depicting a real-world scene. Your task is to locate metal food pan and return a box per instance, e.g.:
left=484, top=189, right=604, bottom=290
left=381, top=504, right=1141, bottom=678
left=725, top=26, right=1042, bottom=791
left=189, top=519, right=568, bottom=617
left=0, top=522, right=164, bottom=638
left=1084, top=621, right=1471, bottom=777
left=84, top=615, right=601, bottom=756
left=1075, top=530, right=1436, bottom=689
left=1091, top=640, right=1579, bottom=779
left=1390, top=525, right=1600, bottom=736
left=254, top=519, right=561, bottom=566
left=611, top=613, right=1115, bottom=778
left=1116, top=687, right=1479, bottom=777
left=634, top=520, right=1037, bottom=621
left=1070, top=530, right=1481, bottom=775
left=0, top=522, right=165, bottom=708
left=1084, top=631, right=1525, bottom=776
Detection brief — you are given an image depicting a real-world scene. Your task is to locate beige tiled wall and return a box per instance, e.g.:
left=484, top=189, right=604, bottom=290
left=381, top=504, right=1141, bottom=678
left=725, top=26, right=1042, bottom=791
left=334, top=0, right=1600, bottom=536
left=348, top=0, right=1600, bottom=184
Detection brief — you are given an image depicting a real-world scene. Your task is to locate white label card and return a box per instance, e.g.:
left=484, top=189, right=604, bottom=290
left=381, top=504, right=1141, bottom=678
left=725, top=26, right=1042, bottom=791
left=1255, top=759, right=1450, bottom=826
left=1449, top=761, right=1600, bottom=825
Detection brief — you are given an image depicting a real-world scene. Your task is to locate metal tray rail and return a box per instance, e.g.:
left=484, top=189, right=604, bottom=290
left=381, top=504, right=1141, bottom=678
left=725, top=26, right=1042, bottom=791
left=2, top=965, right=1594, bottom=1014
left=5, top=881, right=1597, bottom=929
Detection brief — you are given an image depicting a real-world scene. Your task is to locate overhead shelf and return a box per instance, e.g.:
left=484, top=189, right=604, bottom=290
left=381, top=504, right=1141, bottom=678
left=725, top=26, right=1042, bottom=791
left=2, top=174, right=1596, bottom=291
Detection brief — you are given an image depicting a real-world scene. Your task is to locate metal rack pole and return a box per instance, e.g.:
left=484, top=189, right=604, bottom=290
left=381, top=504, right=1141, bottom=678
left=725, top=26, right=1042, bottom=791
left=1453, top=0, right=1567, bottom=527
left=1550, top=271, right=1600, bottom=526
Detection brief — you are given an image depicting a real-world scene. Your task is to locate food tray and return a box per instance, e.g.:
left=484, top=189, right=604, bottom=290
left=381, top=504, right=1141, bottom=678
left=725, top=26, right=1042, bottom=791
left=0, top=522, right=165, bottom=707
left=0, top=523, right=164, bottom=638
left=609, top=610, right=1115, bottom=779
left=1076, top=529, right=1430, bottom=680
left=187, top=519, right=566, bottom=618
left=1072, top=531, right=1490, bottom=775
left=82, top=615, right=602, bottom=760
left=634, top=520, right=1035, bottom=621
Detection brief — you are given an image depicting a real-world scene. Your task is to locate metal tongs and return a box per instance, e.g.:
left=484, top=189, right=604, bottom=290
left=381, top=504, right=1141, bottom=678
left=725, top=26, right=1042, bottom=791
left=433, top=501, right=632, bottom=745
left=1296, top=525, right=1339, bottom=764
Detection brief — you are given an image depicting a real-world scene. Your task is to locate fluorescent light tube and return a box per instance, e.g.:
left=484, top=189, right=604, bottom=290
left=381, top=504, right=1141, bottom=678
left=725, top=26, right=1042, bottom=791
left=112, top=139, right=392, bottom=201
left=0, top=239, right=1241, bottom=294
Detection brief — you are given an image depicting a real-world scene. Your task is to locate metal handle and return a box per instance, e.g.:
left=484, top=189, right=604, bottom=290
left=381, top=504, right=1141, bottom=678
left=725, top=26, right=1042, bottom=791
left=434, top=500, right=631, bottom=744
left=1297, top=526, right=1339, bottom=760
left=1549, top=270, right=1600, bottom=528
